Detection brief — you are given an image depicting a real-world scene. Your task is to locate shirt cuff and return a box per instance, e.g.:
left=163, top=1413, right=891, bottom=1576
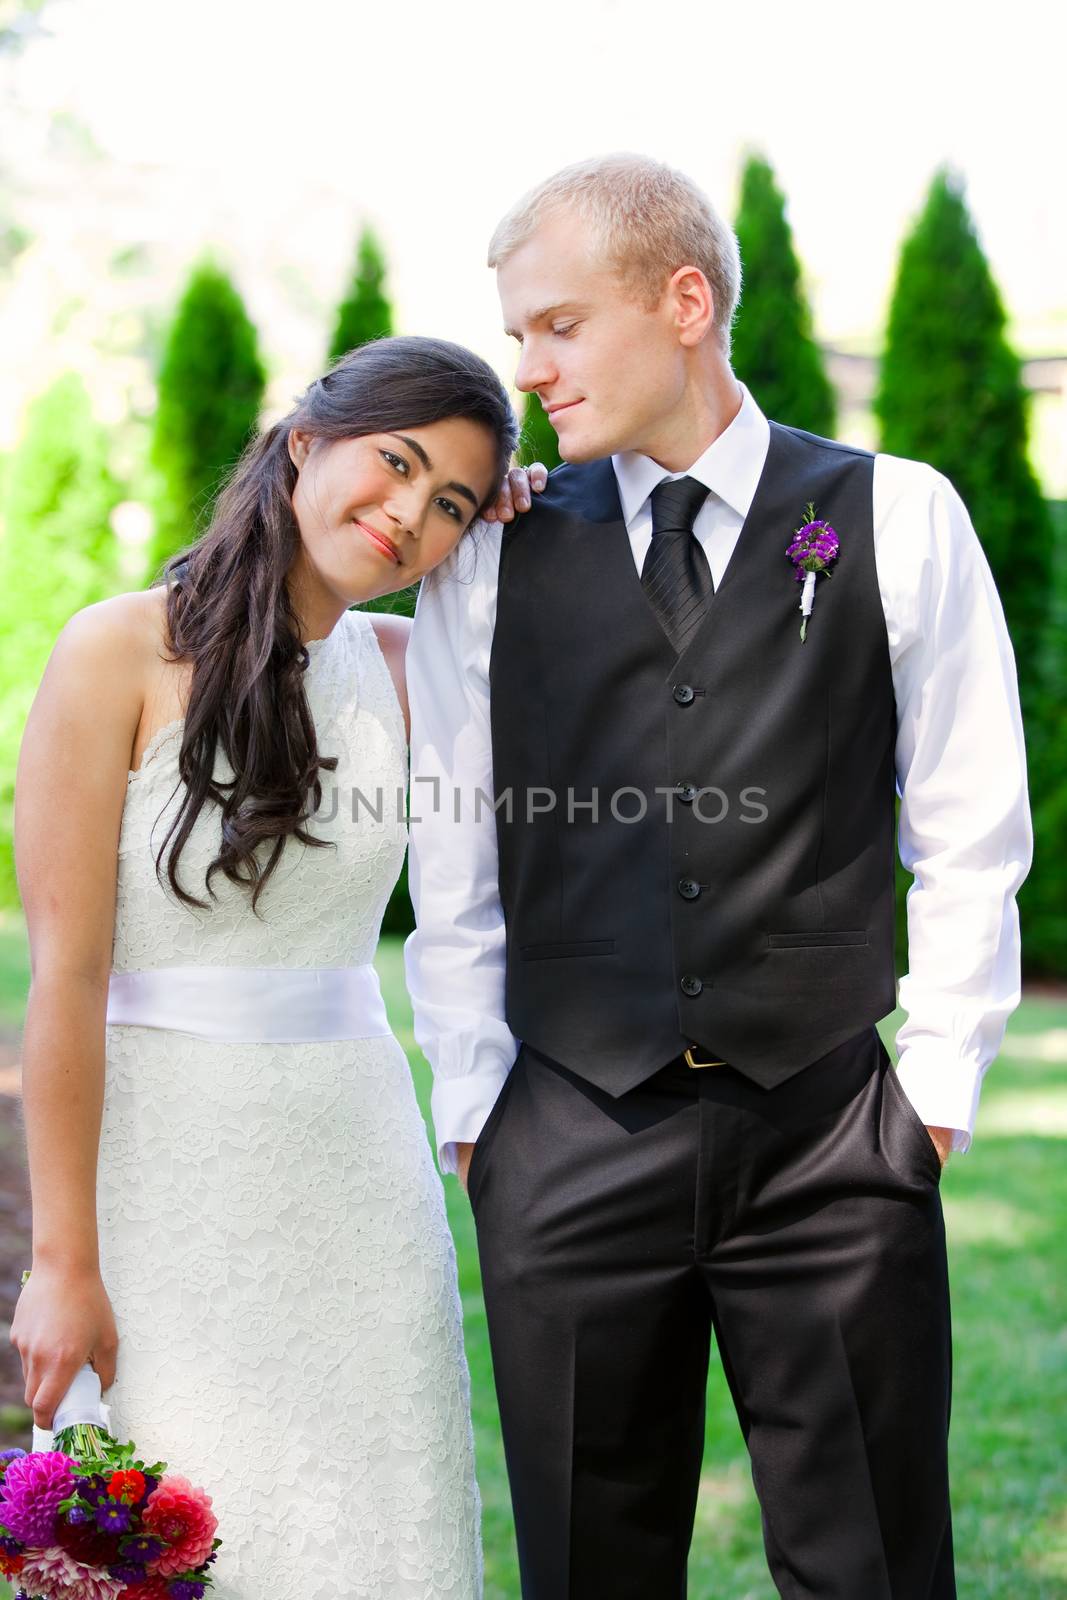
left=431, top=1063, right=513, bottom=1177
left=894, top=1047, right=985, bottom=1154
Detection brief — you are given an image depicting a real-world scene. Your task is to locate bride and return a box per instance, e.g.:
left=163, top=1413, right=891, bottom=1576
left=10, top=335, right=544, bottom=1599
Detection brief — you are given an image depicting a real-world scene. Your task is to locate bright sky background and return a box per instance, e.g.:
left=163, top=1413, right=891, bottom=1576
left=2, top=0, right=1066, bottom=457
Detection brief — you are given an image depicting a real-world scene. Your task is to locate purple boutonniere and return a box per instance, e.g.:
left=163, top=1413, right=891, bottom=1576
left=786, top=503, right=840, bottom=642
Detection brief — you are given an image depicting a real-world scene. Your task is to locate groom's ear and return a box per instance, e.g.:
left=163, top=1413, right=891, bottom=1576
left=288, top=429, right=313, bottom=470
left=671, top=265, right=716, bottom=349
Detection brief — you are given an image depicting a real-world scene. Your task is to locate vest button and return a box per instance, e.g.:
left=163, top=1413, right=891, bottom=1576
left=673, top=683, right=696, bottom=705
left=676, top=782, right=699, bottom=804
left=680, top=974, right=703, bottom=997
left=678, top=878, right=701, bottom=900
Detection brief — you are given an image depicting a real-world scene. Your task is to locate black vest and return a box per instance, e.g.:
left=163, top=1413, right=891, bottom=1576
left=489, top=422, right=898, bottom=1096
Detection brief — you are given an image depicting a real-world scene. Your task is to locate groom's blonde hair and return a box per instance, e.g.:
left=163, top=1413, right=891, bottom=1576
left=487, top=153, right=742, bottom=356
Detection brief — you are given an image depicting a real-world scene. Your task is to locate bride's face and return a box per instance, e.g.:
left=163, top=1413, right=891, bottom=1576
left=287, top=417, right=498, bottom=605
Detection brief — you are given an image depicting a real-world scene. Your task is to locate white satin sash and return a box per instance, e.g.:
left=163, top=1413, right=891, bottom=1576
left=106, top=963, right=392, bottom=1043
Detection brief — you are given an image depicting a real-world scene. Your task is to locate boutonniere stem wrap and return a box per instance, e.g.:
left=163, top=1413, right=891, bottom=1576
left=786, top=503, right=840, bottom=642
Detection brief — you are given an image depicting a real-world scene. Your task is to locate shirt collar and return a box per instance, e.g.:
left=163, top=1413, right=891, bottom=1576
left=611, top=383, right=770, bottom=529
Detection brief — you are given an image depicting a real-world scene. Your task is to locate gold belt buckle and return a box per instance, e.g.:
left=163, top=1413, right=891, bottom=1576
left=684, top=1045, right=726, bottom=1069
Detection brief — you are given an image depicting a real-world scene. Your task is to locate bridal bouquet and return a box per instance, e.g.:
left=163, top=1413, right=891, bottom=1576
left=0, top=1368, right=220, bottom=1600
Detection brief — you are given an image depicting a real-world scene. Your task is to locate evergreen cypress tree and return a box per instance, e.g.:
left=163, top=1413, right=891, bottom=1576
left=328, top=227, right=393, bottom=363
left=517, top=391, right=562, bottom=472
left=1018, top=499, right=1067, bottom=976
left=147, top=260, right=265, bottom=575
left=0, top=374, right=122, bottom=903
left=875, top=169, right=1052, bottom=723
left=731, top=153, right=836, bottom=435
left=877, top=170, right=1060, bottom=976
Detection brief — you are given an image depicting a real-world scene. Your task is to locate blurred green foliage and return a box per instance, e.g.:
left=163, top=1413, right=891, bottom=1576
left=875, top=170, right=1053, bottom=724
left=1021, top=498, right=1067, bottom=976
left=517, top=391, right=562, bottom=472
left=731, top=152, right=836, bottom=437
left=876, top=171, right=1063, bottom=975
left=146, top=259, right=265, bottom=577
left=328, top=226, right=393, bottom=365
left=0, top=175, right=1062, bottom=976
left=0, top=373, right=122, bottom=899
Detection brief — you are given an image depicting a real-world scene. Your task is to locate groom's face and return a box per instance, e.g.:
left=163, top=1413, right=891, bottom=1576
left=497, top=209, right=683, bottom=463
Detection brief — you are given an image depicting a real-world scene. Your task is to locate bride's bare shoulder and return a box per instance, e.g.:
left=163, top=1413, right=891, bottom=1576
left=368, top=611, right=412, bottom=656
left=18, top=589, right=169, bottom=798
left=37, top=590, right=173, bottom=732
left=57, top=586, right=170, bottom=670
left=367, top=612, right=412, bottom=737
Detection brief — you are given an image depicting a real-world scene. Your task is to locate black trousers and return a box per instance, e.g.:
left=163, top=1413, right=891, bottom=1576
left=468, top=1025, right=955, bottom=1600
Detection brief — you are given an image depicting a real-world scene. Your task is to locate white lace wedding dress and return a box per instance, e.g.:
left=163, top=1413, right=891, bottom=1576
left=94, top=608, right=481, bottom=1598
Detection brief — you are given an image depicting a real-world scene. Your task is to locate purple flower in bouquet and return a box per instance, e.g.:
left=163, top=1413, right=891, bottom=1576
left=0, top=1450, right=75, bottom=1545
left=169, top=1580, right=208, bottom=1600
left=95, top=1500, right=133, bottom=1534
left=0, top=1449, right=26, bottom=1474
left=78, top=1473, right=113, bottom=1507
left=16, top=1543, right=124, bottom=1600
left=120, top=1533, right=167, bottom=1564
left=108, top=1558, right=149, bottom=1582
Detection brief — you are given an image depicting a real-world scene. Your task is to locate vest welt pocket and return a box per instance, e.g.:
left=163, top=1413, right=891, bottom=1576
left=520, top=939, right=617, bottom=961
left=765, top=930, right=869, bottom=948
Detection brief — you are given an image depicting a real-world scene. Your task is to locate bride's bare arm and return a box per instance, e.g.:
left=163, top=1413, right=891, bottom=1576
left=10, top=594, right=148, bottom=1426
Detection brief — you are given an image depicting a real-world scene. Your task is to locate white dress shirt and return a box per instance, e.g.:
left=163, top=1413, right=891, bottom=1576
left=404, top=387, right=1033, bottom=1177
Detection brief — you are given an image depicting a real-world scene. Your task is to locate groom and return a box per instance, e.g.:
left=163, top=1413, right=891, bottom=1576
left=405, top=154, right=1031, bottom=1598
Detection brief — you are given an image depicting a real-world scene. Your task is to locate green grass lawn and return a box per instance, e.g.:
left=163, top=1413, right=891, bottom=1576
left=0, top=915, right=31, bottom=1031
left=1, top=923, right=1065, bottom=1596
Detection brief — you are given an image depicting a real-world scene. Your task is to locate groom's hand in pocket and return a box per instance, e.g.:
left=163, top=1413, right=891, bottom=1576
left=483, top=462, right=549, bottom=523
left=926, top=1125, right=954, bottom=1169
left=456, top=1142, right=476, bottom=1196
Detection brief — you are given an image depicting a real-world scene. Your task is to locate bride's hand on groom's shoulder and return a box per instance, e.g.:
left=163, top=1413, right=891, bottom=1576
left=483, top=462, right=550, bottom=523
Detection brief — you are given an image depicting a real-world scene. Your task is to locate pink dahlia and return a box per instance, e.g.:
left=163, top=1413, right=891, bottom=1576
left=0, top=1449, right=75, bottom=1545
left=18, top=1543, right=124, bottom=1599
left=142, top=1474, right=217, bottom=1575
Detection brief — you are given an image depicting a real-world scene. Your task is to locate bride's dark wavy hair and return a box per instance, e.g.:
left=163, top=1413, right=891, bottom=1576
left=152, top=334, right=518, bottom=915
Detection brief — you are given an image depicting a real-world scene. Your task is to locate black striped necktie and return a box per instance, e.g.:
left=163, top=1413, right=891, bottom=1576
left=640, top=475, right=714, bottom=654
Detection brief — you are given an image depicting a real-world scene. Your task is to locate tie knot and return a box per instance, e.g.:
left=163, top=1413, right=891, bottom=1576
left=650, top=475, right=709, bottom=536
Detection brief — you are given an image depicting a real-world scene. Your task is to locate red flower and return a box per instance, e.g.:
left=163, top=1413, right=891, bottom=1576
left=107, top=1468, right=147, bottom=1504
left=142, top=1475, right=217, bottom=1576
left=0, top=1549, right=24, bottom=1577
left=54, top=1513, right=123, bottom=1568
left=122, top=1578, right=171, bottom=1600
